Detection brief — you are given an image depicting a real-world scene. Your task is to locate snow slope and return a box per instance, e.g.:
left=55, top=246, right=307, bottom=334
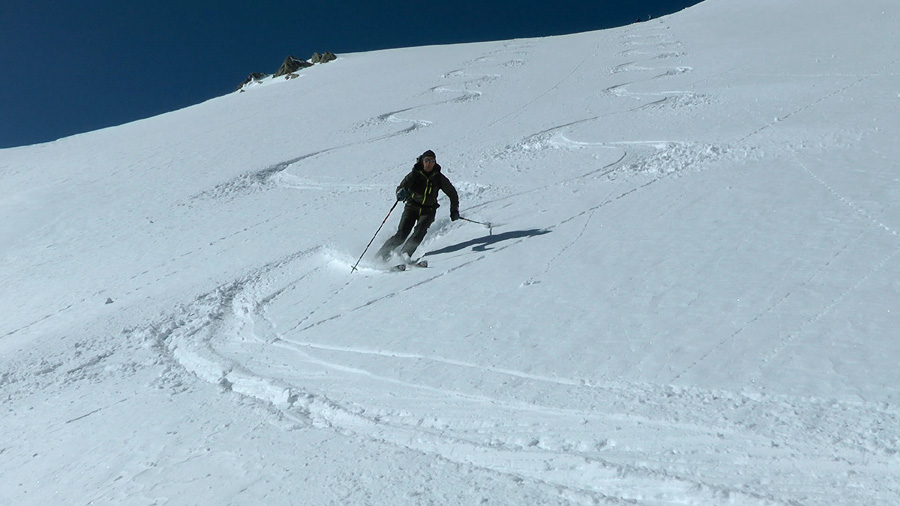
left=2, top=0, right=900, bottom=504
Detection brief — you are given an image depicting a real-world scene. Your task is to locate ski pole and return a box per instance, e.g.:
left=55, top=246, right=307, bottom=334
left=460, top=217, right=493, bottom=235
left=351, top=200, right=399, bottom=272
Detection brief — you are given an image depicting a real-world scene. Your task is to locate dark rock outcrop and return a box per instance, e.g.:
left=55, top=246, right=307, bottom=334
left=310, top=52, right=337, bottom=64
left=237, top=52, right=337, bottom=91
left=236, top=72, right=269, bottom=91
left=274, top=55, right=314, bottom=78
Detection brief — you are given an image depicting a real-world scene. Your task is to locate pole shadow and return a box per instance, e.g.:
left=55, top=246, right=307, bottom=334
left=423, top=228, right=551, bottom=256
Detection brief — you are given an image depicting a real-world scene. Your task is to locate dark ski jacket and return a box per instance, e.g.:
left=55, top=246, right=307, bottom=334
left=398, top=162, right=459, bottom=214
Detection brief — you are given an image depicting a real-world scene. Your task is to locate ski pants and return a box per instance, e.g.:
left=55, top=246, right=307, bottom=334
left=377, top=204, right=435, bottom=259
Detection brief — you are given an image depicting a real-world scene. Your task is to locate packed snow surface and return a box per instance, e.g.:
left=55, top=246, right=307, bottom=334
left=2, top=0, right=900, bottom=504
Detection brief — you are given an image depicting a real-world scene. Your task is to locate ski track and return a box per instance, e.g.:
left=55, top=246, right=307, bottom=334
left=624, top=32, right=900, bottom=388
left=5, top=5, right=900, bottom=504
left=738, top=57, right=900, bottom=144
left=117, top=21, right=900, bottom=505
left=135, top=246, right=900, bottom=504
left=149, top=22, right=654, bottom=496
left=683, top=57, right=900, bottom=387
left=191, top=57, right=513, bottom=203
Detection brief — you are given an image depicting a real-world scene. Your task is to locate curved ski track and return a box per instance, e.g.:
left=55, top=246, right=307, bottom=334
left=130, top=21, right=900, bottom=505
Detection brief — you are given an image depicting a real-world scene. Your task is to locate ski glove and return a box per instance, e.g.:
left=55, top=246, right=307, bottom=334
left=450, top=209, right=460, bottom=221
left=396, top=187, right=410, bottom=202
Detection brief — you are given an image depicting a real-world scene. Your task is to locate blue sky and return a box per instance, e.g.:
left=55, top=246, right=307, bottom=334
left=0, top=0, right=702, bottom=149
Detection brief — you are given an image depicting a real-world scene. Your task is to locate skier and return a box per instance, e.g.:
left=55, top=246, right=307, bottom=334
left=376, top=149, right=460, bottom=262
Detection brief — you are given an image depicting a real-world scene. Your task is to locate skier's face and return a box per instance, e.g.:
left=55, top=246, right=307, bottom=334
left=422, top=156, right=436, bottom=172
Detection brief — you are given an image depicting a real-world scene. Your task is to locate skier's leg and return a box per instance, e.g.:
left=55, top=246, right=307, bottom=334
left=376, top=206, right=416, bottom=260
left=400, top=211, right=435, bottom=257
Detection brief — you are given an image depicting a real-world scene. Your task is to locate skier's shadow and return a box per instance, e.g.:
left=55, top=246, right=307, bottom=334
left=423, top=228, right=550, bottom=256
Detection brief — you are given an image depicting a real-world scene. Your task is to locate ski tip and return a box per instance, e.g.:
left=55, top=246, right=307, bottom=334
left=390, top=260, right=427, bottom=271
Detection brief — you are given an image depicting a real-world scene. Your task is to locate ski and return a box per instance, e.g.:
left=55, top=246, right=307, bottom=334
left=391, top=259, right=428, bottom=271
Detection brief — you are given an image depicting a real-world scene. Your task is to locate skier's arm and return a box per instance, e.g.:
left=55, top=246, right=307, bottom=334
left=396, top=172, right=415, bottom=201
left=441, top=175, right=460, bottom=218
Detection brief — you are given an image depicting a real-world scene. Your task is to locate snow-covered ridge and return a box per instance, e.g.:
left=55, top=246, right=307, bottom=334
left=2, top=0, right=900, bottom=504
